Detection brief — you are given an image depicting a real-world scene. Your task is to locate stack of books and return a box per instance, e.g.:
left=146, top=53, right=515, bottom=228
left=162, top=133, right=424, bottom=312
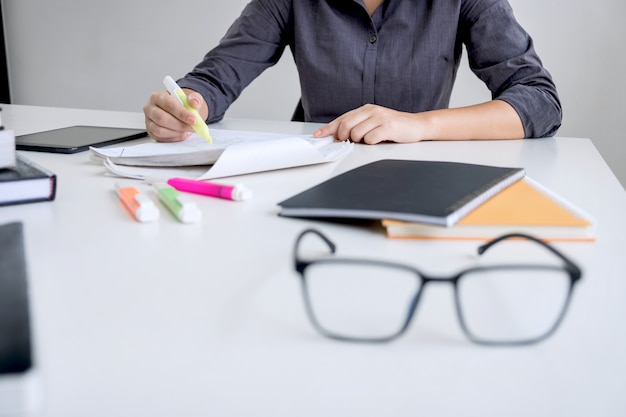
left=277, top=159, right=595, bottom=242
left=0, top=107, right=57, bottom=206
left=382, top=177, right=595, bottom=242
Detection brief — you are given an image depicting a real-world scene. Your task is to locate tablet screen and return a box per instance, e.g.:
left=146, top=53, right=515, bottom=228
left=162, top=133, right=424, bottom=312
left=16, top=126, right=148, bottom=154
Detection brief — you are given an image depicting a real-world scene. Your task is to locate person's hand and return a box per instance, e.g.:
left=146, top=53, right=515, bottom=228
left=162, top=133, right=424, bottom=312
left=313, top=104, right=429, bottom=144
left=143, top=89, right=208, bottom=142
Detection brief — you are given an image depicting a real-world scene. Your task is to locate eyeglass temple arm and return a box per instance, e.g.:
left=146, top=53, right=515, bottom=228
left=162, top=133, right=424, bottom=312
left=293, top=228, right=337, bottom=274
left=477, top=233, right=582, bottom=280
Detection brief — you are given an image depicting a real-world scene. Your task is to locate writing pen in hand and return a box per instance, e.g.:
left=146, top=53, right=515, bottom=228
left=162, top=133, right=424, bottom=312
left=163, top=75, right=213, bottom=144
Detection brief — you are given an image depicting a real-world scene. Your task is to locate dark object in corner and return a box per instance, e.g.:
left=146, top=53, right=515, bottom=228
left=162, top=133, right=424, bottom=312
left=0, top=222, right=32, bottom=374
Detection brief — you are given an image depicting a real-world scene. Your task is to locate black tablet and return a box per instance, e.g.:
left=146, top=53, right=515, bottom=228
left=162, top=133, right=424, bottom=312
left=16, top=125, right=148, bottom=154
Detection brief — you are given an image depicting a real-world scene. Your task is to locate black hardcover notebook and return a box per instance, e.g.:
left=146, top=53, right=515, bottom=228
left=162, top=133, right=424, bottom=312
left=0, top=153, right=56, bottom=206
left=278, top=159, right=525, bottom=227
left=0, top=222, right=33, bottom=375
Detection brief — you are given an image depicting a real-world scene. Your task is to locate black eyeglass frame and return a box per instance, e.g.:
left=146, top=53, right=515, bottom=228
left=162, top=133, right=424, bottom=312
left=293, top=228, right=582, bottom=346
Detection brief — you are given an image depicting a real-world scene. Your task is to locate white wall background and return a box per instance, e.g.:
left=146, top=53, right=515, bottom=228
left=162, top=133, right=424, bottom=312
left=3, top=0, right=625, bottom=188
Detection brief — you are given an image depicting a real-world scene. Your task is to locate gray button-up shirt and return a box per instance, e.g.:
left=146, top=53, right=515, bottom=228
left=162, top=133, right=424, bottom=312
left=179, top=0, right=561, bottom=138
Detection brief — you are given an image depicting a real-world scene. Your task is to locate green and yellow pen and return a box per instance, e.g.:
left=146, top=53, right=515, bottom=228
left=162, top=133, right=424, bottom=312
left=163, top=75, right=213, bottom=144
left=154, top=183, right=202, bottom=224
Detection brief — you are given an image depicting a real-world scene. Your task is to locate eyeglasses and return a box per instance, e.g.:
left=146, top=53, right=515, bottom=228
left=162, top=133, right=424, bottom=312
left=293, top=229, right=582, bottom=346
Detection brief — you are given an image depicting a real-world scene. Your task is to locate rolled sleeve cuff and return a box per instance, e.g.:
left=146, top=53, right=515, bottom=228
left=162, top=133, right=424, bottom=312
left=498, top=84, right=562, bottom=138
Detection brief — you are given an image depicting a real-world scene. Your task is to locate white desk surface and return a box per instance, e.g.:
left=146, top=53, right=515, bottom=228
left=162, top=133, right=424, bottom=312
left=1, top=104, right=626, bottom=417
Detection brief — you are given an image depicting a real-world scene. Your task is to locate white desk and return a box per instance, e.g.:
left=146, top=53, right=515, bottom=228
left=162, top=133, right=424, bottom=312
left=1, top=104, right=626, bottom=417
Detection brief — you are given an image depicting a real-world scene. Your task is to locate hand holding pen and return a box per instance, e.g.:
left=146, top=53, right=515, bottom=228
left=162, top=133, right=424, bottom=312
left=163, top=76, right=212, bottom=143
left=143, top=76, right=212, bottom=143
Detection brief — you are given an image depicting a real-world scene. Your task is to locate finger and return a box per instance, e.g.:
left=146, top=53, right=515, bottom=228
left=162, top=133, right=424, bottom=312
left=145, top=116, right=186, bottom=142
left=313, top=105, right=380, bottom=141
left=347, top=118, right=376, bottom=142
left=335, top=110, right=370, bottom=142
left=313, top=118, right=340, bottom=139
left=144, top=92, right=194, bottom=142
left=161, top=92, right=198, bottom=126
left=313, top=106, right=368, bottom=141
left=344, top=115, right=385, bottom=144
left=145, top=102, right=189, bottom=136
left=361, top=126, right=388, bottom=145
left=186, top=91, right=203, bottom=110
left=147, top=90, right=196, bottom=129
left=338, top=104, right=390, bottom=142
left=145, top=116, right=191, bottom=142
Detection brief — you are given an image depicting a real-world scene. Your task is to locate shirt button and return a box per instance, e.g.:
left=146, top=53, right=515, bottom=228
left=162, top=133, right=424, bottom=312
left=369, top=35, right=377, bottom=44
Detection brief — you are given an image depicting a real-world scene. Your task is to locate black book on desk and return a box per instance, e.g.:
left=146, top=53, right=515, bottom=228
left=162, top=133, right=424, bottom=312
left=0, top=222, right=32, bottom=375
left=278, top=159, right=525, bottom=227
left=0, top=152, right=56, bottom=207
left=0, top=222, right=39, bottom=415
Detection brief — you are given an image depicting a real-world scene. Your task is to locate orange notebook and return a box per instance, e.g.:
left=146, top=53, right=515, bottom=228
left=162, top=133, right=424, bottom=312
left=382, top=178, right=595, bottom=242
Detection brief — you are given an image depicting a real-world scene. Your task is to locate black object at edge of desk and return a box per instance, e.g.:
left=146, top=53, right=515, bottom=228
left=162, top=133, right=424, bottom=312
left=0, top=221, right=33, bottom=375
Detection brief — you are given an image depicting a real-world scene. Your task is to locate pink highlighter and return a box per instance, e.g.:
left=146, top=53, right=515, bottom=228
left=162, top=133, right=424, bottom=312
left=167, top=177, right=252, bottom=201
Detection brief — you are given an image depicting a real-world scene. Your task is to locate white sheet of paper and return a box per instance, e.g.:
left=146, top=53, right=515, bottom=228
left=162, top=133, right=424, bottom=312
left=92, top=129, right=353, bottom=180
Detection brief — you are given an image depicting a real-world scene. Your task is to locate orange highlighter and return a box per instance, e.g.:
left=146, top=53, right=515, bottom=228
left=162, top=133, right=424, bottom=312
left=116, top=183, right=160, bottom=222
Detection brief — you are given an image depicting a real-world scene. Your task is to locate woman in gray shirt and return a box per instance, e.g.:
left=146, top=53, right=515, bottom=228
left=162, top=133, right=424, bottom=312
left=144, top=0, right=561, bottom=144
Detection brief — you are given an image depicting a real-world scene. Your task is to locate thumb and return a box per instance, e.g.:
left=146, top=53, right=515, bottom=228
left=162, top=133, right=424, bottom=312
left=185, top=90, right=209, bottom=120
left=186, top=91, right=204, bottom=110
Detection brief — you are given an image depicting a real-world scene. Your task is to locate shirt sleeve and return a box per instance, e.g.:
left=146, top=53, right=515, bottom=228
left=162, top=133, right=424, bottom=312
left=177, top=0, right=292, bottom=123
left=460, top=0, right=562, bottom=138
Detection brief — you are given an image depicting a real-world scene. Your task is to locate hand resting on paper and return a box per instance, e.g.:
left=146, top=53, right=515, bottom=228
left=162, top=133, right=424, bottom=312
left=144, top=88, right=209, bottom=143
left=313, top=104, right=428, bottom=145
left=313, top=101, right=525, bottom=145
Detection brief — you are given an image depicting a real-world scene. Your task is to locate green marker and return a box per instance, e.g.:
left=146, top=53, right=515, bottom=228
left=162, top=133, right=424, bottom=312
left=154, top=183, right=202, bottom=224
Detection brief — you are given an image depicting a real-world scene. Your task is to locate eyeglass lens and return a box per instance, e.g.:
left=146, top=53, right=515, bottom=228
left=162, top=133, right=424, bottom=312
left=304, top=262, right=572, bottom=343
left=303, top=261, right=421, bottom=340
left=456, top=266, right=572, bottom=343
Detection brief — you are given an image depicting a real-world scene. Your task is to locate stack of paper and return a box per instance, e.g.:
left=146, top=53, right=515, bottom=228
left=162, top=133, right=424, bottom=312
left=90, top=129, right=354, bottom=180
